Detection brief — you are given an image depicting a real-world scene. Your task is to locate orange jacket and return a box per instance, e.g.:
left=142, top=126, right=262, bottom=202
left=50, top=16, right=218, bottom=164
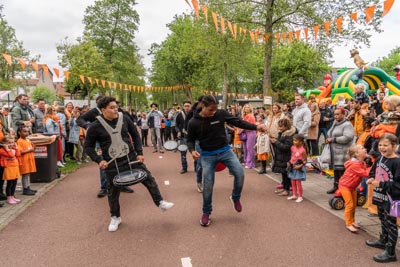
left=0, top=147, right=21, bottom=167
left=370, top=124, right=396, bottom=138
left=339, top=158, right=371, bottom=190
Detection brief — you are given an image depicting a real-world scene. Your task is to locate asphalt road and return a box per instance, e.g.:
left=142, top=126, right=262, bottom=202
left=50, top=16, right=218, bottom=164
left=0, top=146, right=396, bottom=266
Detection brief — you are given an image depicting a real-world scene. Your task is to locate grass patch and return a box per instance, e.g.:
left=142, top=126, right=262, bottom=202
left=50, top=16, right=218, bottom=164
left=60, top=159, right=83, bottom=175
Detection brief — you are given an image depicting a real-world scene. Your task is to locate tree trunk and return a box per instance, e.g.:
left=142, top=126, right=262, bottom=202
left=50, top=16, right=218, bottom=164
left=222, top=61, right=228, bottom=109
left=263, top=0, right=274, bottom=97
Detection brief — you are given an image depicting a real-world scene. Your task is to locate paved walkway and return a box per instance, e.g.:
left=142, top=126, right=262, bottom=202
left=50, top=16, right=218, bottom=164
left=0, top=163, right=382, bottom=236
left=2, top=155, right=390, bottom=266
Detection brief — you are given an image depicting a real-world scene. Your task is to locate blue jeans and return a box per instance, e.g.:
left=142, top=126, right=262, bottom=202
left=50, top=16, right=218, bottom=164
left=195, top=141, right=202, bottom=184
left=100, top=169, right=107, bottom=190
left=201, top=149, right=244, bottom=215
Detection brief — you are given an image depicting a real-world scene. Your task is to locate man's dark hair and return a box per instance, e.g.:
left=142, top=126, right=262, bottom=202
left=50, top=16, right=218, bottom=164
left=201, top=95, right=218, bottom=107
left=150, top=102, right=158, bottom=108
left=36, top=98, right=45, bottom=103
left=183, top=100, right=192, bottom=106
left=97, top=96, right=116, bottom=110
left=96, top=95, right=104, bottom=103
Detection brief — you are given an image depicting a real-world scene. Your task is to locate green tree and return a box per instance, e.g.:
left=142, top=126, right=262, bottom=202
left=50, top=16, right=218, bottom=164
left=150, top=14, right=261, bottom=108
left=372, top=47, right=400, bottom=75
left=56, top=37, right=112, bottom=102
left=0, top=5, right=30, bottom=90
left=82, top=0, right=146, bottom=107
left=30, top=86, right=56, bottom=104
left=204, top=0, right=383, bottom=96
left=271, top=42, right=330, bottom=101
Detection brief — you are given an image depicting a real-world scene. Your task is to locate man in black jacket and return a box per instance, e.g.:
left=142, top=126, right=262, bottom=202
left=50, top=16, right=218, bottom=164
left=77, top=96, right=134, bottom=196
left=84, top=96, right=174, bottom=232
left=187, top=95, right=266, bottom=227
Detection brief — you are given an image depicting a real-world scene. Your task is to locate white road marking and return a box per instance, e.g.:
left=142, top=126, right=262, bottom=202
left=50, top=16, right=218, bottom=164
left=159, top=156, right=163, bottom=159
left=164, top=180, right=170, bottom=186
left=181, top=257, right=192, bottom=267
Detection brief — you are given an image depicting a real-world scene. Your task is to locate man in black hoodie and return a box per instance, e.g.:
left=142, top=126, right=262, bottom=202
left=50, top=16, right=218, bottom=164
left=187, top=95, right=266, bottom=227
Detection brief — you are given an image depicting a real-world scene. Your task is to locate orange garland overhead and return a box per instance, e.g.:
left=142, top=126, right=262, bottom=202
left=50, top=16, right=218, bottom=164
left=188, top=0, right=395, bottom=45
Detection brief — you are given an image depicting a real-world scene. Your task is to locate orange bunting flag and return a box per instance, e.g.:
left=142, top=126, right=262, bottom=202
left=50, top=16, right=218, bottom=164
left=211, top=12, right=218, bottom=32
left=87, top=77, right=92, bottom=85
left=233, top=24, right=237, bottom=39
left=79, top=75, right=85, bottom=84
left=281, top=32, right=286, bottom=43
left=365, top=5, right=376, bottom=24
left=227, top=21, right=234, bottom=36
left=350, top=12, right=358, bottom=22
left=119, top=83, right=122, bottom=90
left=2, top=53, right=12, bottom=65
left=101, top=80, right=106, bottom=88
left=192, top=0, right=200, bottom=20
left=324, top=21, right=331, bottom=36
left=107, top=81, right=112, bottom=89
left=31, top=62, right=39, bottom=72
left=295, top=30, right=301, bottom=41
left=18, top=58, right=26, bottom=69
left=304, top=28, right=309, bottom=41
left=383, top=0, right=395, bottom=17
left=336, top=17, right=343, bottom=33
left=255, top=32, right=259, bottom=44
left=220, top=17, right=225, bottom=34
left=113, top=82, right=117, bottom=90
left=201, top=5, right=208, bottom=23
left=250, top=31, right=255, bottom=43
left=128, top=85, right=132, bottom=91
left=42, top=65, right=49, bottom=76
left=288, top=32, right=293, bottom=43
left=275, top=33, right=280, bottom=44
left=53, top=68, right=60, bottom=78
left=64, top=71, right=70, bottom=81
left=313, top=25, right=320, bottom=39
left=95, top=79, right=99, bottom=86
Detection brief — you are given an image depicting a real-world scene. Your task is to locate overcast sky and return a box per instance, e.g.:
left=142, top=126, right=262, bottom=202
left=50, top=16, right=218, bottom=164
left=2, top=0, right=400, bottom=79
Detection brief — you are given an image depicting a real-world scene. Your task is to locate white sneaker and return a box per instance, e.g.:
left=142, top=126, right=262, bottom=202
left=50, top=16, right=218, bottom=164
left=296, top=197, right=303, bottom=203
left=57, top=161, right=65, bottom=168
left=159, top=200, right=174, bottom=212
left=108, top=216, right=121, bottom=232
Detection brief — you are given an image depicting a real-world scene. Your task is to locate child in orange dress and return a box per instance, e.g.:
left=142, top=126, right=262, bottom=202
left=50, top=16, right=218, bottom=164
left=17, top=126, right=37, bottom=196
left=0, top=136, right=21, bottom=204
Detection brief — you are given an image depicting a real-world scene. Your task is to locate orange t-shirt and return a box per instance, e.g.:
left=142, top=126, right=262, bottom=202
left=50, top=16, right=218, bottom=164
left=17, top=138, right=36, bottom=174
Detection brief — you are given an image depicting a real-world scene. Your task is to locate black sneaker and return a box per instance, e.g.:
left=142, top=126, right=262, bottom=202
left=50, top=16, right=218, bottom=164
left=180, top=169, right=187, bottom=174
left=22, top=188, right=36, bottom=196
left=0, top=201, right=4, bottom=207
left=0, top=192, right=6, bottom=201
left=27, top=187, right=37, bottom=193
left=200, top=213, right=211, bottom=227
left=97, top=189, right=107, bottom=198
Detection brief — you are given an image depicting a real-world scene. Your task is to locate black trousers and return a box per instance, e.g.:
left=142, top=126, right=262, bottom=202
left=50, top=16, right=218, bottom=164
left=333, top=169, right=345, bottom=186
left=377, top=205, right=398, bottom=250
left=105, top=158, right=163, bottom=218
left=282, top=172, right=291, bottom=191
left=6, top=179, right=17, bottom=196
left=141, top=129, right=149, bottom=146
